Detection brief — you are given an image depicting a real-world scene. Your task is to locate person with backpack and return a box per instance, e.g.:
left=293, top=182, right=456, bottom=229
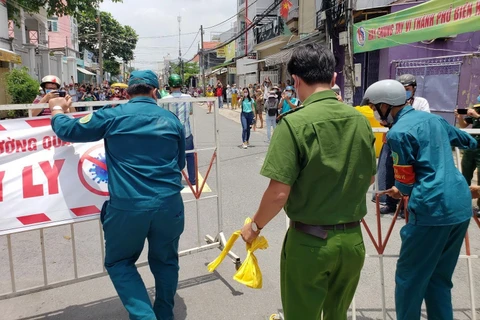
left=265, top=90, right=279, bottom=143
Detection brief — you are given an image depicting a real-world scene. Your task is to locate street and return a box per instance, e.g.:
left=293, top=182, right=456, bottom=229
left=0, top=103, right=479, bottom=320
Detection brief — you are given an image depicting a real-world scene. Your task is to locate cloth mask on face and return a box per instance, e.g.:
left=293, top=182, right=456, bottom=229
left=172, top=92, right=182, bottom=98
left=286, top=92, right=292, bottom=98
left=406, top=90, right=413, bottom=100
left=244, top=93, right=248, bottom=97
left=45, top=89, right=53, bottom=94
left=477, top=95, right=480, bottom=103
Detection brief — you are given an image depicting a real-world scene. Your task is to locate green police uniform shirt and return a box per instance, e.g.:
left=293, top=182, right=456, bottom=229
left=51, top=97, right=186, bottom=211
left=260, top=90, right=377, bottom=225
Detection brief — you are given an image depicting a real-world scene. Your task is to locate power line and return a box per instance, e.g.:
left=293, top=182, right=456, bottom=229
left=203, top=0, right=283, bottom=53
left=203, top=0, right=260, bottom=30
left=182, top=29, right=200, bottom=59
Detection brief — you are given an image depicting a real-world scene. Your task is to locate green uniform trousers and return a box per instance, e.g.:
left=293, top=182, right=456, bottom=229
left=461, top=148, right=480, bottom=207
left=281, top=225, right=365, bottom=320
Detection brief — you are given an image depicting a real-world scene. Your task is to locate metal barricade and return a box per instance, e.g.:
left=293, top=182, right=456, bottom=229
left=0, top=97, right=241, bottom=300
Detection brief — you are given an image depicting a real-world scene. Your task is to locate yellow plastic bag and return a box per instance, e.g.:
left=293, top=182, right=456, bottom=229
left=207, top=218, right=268, bottom=289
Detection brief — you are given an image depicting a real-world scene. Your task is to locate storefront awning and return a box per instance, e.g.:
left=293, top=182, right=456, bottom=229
left=0, top=48, right=22, bottom=64
left=77, top=67, right=96, bottom=76
left=264, top=47, right=295, bottom=67
left=353, top=0, right=480, bottom=53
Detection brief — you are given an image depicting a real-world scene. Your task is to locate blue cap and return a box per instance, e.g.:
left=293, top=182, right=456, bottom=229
left=128, top=70, right=159, bottom=89
left=286, top=86, right=294, bottom=91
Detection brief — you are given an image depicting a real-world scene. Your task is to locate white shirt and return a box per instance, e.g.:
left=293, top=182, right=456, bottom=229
left=412, top=96, right=430, bottom=113
left=161, top=92, right=193, bottom=137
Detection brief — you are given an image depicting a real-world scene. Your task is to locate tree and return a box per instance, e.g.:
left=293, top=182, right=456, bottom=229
left=170, top=62, right=200, bottom=85
left=77, top=11, right=138, bottom=76
left=5, top=67, right=40, bottom=118
left=103, top=60, right=120, bottom=76
left=7, top=0, right=122, bottom=22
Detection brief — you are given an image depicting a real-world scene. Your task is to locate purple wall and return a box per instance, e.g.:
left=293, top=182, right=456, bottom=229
left=379, top=3, right=480, bottom=80
left=376, top=2, right=480, bottom=114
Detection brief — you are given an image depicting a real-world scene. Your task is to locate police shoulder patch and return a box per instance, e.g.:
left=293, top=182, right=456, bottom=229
left=79, top=113, right=93, bottom=124
left=392, top=152, right=399, bottom=165
left=278, top=106, right=304, bottom=121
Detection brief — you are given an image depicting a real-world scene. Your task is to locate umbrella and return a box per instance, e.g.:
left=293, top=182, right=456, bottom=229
left=111, top=83, right=128, bottom=89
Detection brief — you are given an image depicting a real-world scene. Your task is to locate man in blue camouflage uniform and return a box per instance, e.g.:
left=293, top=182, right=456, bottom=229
left=48, top=70, right=185, bottom=320
left=362, top=79, right=477, bottom=320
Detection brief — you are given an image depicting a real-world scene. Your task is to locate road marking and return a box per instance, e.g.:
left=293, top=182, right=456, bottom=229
left=181, top=173, right=212, bottom=194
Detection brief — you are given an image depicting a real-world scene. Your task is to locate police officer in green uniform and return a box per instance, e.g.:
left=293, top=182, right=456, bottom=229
left=48, top=70, right=186, bottom=320
left=456, top=94, right=480, bottom=211
left=240, top=43, right=377, bottom=320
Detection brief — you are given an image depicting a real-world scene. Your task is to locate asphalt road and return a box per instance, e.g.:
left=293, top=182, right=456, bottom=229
left=0, top=103, right=479, bottom=320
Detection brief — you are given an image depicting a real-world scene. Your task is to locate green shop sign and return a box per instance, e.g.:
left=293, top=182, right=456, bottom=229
left=353, top=0, right=480, bottom=53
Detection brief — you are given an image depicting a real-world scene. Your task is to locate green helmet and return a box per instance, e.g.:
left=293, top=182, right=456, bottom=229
left=168, top=74, right=182, bottom=88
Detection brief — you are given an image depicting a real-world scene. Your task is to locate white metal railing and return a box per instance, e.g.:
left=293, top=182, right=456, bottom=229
left=0, top=97, right=242, bottom=300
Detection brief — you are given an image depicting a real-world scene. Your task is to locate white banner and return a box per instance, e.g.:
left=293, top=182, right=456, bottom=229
left=0, top=113, right=108, bottom=235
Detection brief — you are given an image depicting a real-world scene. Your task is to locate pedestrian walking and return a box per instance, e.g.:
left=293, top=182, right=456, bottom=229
left=238, top=87, right=255, bottom=149
left=239, top=43, right=377, bottom=319
left=48, top=70, right=186, bottom=320
left=264, top=90, right=278, bottom=143
left=255, top=88, right=264, bottom=129
left=363, top=79, right=477, bottom=320
left=226, top=85, right=232, bottom=108
left=206, top=85, right=214, bottom=114
left=231, top=84, right=239, bottom=109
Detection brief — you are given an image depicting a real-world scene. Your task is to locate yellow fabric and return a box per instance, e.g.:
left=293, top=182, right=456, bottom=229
left=355, top=106, right=383, bottom=158
left=207, top=218, right=268, bottom=289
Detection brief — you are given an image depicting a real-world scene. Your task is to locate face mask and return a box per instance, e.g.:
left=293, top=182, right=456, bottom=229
left=405, top=90, right=413, bottom=100
left=244, top=93, right=248, bottom=97
left=45, top=89, right=53, bottom=94
left=375, top=106, right=395, bottom=126
left=477, top=95, right=480, bottom=103
left=286, top=92, right=292, bottom=98
left=172, top=92, right=182, bottom=97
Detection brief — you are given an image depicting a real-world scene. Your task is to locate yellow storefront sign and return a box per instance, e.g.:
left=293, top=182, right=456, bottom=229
left=0, top=48, right=22, bottom=64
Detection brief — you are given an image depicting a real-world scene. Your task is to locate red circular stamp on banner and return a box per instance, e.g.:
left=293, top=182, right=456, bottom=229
left=78, top=144, right=109, bottom=196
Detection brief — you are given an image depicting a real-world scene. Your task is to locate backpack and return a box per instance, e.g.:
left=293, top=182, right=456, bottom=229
left=266, top=98, right=278, bottom=116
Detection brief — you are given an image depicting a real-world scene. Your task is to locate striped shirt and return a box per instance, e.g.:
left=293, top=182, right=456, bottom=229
left=161, top=93, right=193, bottom=138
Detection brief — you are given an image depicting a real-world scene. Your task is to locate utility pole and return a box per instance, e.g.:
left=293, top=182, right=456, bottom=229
left=200, top=25, right=206, bottom=96
left=178, top=16, right=184, bottom=85
left=97, top=8, right=103, bottom=84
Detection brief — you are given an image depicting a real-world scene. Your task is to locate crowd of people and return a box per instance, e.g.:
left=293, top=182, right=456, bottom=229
left=32, top=75, right=133, bottom=115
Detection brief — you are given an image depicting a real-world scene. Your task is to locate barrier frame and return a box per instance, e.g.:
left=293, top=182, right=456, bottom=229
left=0, top=97, right=242, bottom=300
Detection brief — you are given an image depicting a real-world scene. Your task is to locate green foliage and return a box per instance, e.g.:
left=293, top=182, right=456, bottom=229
left=5, top=67, right=40, bottom=118
left=77, top=11, right=138, bottom=76
left=7, top=0, right=122, bottom=23
left=170, top=62, right=200, bottom=85
left=103, top=59, right=120, bottom=76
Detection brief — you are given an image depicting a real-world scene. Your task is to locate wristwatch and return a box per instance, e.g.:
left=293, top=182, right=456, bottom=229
left=251, top=221, right=263, bottom=232
left=52, top=106, right=63, bottom=111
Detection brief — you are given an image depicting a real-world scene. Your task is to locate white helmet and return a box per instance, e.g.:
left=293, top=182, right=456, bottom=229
left=40, top=75, right=61, bottom=89
left=361, top=80, right=407, bottom=107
